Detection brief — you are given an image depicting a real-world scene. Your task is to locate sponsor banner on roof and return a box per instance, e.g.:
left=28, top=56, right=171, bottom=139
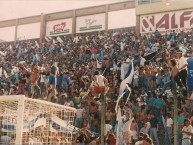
left=76, top=13, right=105, bottom=33
left=46, top=18, right=72, bottom=36
left=140, top=9, right=193, bottom=34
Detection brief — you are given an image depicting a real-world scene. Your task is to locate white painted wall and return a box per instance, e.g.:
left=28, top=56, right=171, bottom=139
left=108, top=9, right=136, bottom=29
left=17, top=23, right=40, bottom=40
left=0, top=26, right=15, bottom=42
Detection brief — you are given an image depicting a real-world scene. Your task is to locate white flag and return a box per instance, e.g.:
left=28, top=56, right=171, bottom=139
left=120, top=42, right=124, bottom=51
left=53, top=39, right=56, bottom=44
left=0, top=51, right=6, bottom=56
left=116, top=107, right=123, bottom=145
left=9, top=44, right=12, bottom=50
left=57, top=37, right=63, bottom=43
left=35, top=41, right=40, bottom=48
left=96, top=59, right=102, bottom=69
left=45, top=37, right=50, bottom=42
left=4, top=69, right=8, bottom=78
left=0, top=67, right=2, bottom=77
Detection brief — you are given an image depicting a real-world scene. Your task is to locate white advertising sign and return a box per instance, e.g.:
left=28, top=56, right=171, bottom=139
left=46, top=18, right=72, bottom=36
left=140, top=9, right=193, bottom=34
left=76, top=13, right=105, bottom=33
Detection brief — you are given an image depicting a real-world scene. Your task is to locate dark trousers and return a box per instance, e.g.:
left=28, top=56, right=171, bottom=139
left=178, top=69, right=187, bottom=89
left=173, top=69, right=187, bottom=89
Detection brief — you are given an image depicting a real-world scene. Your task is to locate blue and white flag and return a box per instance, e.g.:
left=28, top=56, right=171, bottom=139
left=115, top=92, right=126, bottom=113
left=50, top=116, right=79, bottom=132
left=121, top=62, right=130, bottom=80
left=119, top=61, right=134, bottom=95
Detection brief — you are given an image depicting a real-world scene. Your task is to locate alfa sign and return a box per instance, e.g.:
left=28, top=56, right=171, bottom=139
left=46, top=18, right=72, bottom=36
left=76, top=13, right=105, bottom=33
left=140, top=9, right=193, bottom=34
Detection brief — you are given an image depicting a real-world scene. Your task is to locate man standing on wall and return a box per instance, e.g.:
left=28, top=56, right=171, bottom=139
left=46, top=62, right=59, bottom=101
left=176, top=51, right=188, bottom=90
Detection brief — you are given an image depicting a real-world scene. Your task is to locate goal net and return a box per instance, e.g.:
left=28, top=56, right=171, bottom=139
left=0, top=95, right=76, bottom=145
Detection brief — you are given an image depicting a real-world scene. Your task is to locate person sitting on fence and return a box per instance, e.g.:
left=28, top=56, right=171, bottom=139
left=22, top=64, right=41, bottom=98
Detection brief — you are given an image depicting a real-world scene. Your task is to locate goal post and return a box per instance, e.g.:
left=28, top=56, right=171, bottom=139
left=0, top=95, right=76, bottom=145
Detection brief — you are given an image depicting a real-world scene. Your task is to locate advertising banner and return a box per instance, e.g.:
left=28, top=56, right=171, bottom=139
left=46, top=18, right=72, bottom=36
left=140, top=9, right=193, bottom=34
left=76, top=13, right=105, bottom=33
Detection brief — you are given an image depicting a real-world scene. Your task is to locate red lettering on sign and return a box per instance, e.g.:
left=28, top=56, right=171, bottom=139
left=141, top=16, right=154, bottom=32
left=53, top=22, right=66, bottom=32
left=171, top=14, right=178, bottom=29
left=141, top=10, right=193, bottom=34
left=156, top=14, right=169, bottom=29
left=180, top=11, right=192, bottom=28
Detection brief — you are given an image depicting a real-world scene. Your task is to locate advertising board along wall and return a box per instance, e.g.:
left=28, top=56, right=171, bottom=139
left=140, top=9, right=193, bottom=34
left=46, top=18, right=72, bottom=36
left=76, top=13, right=105, bottom=33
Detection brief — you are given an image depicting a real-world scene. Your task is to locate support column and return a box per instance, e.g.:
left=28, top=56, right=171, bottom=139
left=105, top=5, right=109, bottom=32
left=101, top=93, right=106, bottom=145
left=136, top=15, right=140, bottom=37
left=14, top=19, right=19, bottom=43
left=72, top=10, right=76, bottom=36
left=173, top=94, right=178, bottom=145
left=40, top=13, right=46, bottom=43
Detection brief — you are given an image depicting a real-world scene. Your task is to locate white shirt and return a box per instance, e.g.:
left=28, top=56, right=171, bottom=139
left=190, top=92, right=193, bottom=100
left=122, top=117, right=134, bottom=132
left=40, top=74, right=45, bottom=83
left=134, top=70, right=139, bottom=79
left=76, top=109, right=83, bottom=118
left=166, top=118, right=173, bottom=127
left=178, top=56, right=188, bottom=70
left=95, top=75, right=105, bottom=86
left=182, top=125, right=193, bottom=139
left=135, top=140, right=143, bottom=145
left=140, top=57, right=146, bottom=66
left=105, top=124, right=112, bottom=135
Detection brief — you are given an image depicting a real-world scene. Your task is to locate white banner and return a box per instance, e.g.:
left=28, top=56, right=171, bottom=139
left=140, top=9, right=193, bottom=34
left=76, top=13, right=105, bottom=33
left=46, top=18, right=72, bottom=36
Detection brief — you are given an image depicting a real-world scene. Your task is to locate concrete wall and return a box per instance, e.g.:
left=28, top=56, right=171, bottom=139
left=136, top=0, right=193, bottom=15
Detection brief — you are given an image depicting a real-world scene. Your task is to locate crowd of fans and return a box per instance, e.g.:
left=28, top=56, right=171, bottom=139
left=0, top=28, right=193, bottom=145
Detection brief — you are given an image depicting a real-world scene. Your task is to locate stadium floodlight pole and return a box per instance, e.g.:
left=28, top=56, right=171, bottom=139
left=101, top=92, right=106, bottom=145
